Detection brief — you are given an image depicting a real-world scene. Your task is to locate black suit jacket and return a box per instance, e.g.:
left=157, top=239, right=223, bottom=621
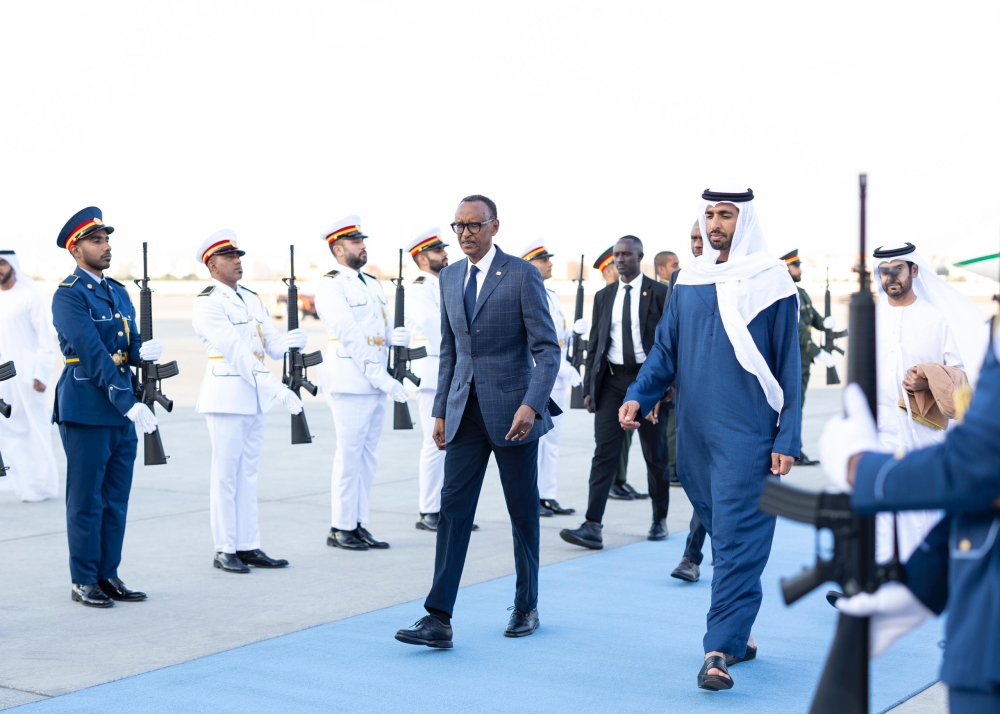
left=583, top=274, right=668, bottom=409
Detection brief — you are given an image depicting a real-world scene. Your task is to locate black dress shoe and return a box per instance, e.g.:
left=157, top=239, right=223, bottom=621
left=539, top=502, right=554, bottom=517
left=647, top=519, right=668, bottom=541
left=622, top=482, right=649, bottom=499
left=327, top=528, right=369, bottom=550
left=671, top=556, right=700, bottom=582
left=505, top=607, right=540, bottom=637
left=355, top=525, right=389, bottom=549
left=826, top=590, right=843, bottom=608
left=559, top=521, right=603, bottom=550
left=237, top=549, right=289, bottom=568
left=608, top=483, right=634, bottom=500
left=214, top=552, right=250, bottom=573
left=72, top=583, right=114, bottom=608
left=395, top=615, right=453, bottom=648
left=416, top=513, right=440, bottom=531
left=98, top=577, right=147, bottom=601
left=797, top=451, right=820, bottom=466
left=540, top=499, right=575, bottom=515
left=669, top=475, right=682, bottom=487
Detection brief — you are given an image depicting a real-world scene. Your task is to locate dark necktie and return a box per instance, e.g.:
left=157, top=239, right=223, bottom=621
left=358, top=273, right=366, bottom=286
left=622, top=284, right=636, bottom=367
left=464, top=265, right=479, bottom=327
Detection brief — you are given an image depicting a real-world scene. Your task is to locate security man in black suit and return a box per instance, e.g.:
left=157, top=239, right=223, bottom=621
left=561, top=235, right=670, bottom=549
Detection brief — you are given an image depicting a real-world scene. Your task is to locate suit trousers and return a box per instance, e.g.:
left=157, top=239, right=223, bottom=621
left=205, top=411, right=265, bottom=553
left=536, top=382, right=568, bottom=500
left=586, top=366, right=669, bottom=524
left=326, top=391, right=387, bottom=530
left=59, top=422, right=137, bottom=584
left=417, top=387, right=446, bottom=514
left=425, top=393, right=540, bottom=617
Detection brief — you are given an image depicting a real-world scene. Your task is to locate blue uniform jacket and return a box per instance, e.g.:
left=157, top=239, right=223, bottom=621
left=432, top=245, right=561, bottom=447
left=51, top=267, right=141, bottom=426
left=853, top=325, right=1000, bottom=693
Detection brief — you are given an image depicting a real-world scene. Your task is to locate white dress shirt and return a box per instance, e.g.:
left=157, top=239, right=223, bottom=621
left=607, top=273, right=646, bottom=364
left=463, top=242, right=497, bottom=299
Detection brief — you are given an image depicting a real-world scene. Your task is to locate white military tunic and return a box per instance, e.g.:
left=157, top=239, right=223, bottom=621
left=875, top=296, right=963, bottom=563
left=314, top=265, right=394, bottom=531
left=404, top=271, right=444, bottom=514
left=537, top=287, right=576, bottom=500
left=0, top=276, right=59, bottom=502
left=192, top=280, right=290, bottom=553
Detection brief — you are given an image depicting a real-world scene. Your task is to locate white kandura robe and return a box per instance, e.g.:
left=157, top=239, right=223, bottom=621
left=0, top=278, right=60, bottom=501
left=875, top=296, right=963, bottom=563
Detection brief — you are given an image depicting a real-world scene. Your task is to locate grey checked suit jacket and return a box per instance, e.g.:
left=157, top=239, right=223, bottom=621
left=432, top=245, right=561, bottom=446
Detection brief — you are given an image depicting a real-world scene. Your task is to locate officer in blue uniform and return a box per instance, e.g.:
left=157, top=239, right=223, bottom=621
left=52, top=207, right=163, bottom=608
left=821, top=320, right=1000, bottom=712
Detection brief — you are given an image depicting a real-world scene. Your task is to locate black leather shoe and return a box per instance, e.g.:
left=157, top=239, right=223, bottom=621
left=539, top=502, right=554, bottom=517
left=669, top=475, right=682, bottom=487
left=72, top=583, right=114, bottom=608
left=98, top=577, right=147, bottom=601
left=826, top=590, right=843, bottom=608
left=648, top=519, right=668, bottom=541
left=237, top=549, right=288, bottom=568
left=355, top=525, right=389, bottom=549
left=395, top=615, right=453, bottom=648
left=328, top=528, right=369, bottom=550
left=416, top=513, right=440, bottom=531
left=797, top=451, right=820, bottom=466
left=214, top=552, right=250, bottom=573
left=608, top=483, right=634, bottom=500
left=671, top=556, right=700, bottom=582
left=541, top=499, right=575, bottom=515
left=559, top=521, right=603, bottom=550
left=622, top=482, right=649, bottom=499
left=504, top=607, right=540, bottom=637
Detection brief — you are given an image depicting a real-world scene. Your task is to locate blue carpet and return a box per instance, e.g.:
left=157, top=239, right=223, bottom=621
left=18, top=521, right=942, bottom=713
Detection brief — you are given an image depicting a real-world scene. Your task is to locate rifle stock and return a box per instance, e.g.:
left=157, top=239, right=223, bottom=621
left=281, top=245, right=322, bottom=445
left=389, top=249, right=425, bottom=430
left=0, top=360, right=14, bottom=475
left=569, top=254, right=587, bottom=408
left=133, top=243, right=177, bottom=466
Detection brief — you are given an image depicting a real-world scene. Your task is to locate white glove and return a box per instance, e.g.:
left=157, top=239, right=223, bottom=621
left=380, top=379, right=409, bottom=403
left=823, top=315, right=837, bottom=330
left=126, top=403, right=159, bottom=434
left=815, top=350, right=836, bottom=368
left=285, top=328, right=308, bottom=351
left=836, top=583, right=933, bottom=658
left=573, top=318, right=590, bottom=335
left=390, top=326, right=411, bottom=347
left=819, top=383, right=884, bottom=492
left=139, top=339, right=163, bottom=362
left=568, top=368, right=583, bottom=388
left=276, top=387, right=303, bottom=415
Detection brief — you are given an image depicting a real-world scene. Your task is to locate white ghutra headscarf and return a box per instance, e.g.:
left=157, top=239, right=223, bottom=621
left=676, top=189, right=798, bottom=421
left=0, top=250, right=32, bottom=285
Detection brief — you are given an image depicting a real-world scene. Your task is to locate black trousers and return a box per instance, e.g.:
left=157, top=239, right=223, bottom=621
left=684, top=511, right=708, bottom=565
left=585, top=365, right=669, bottom=524
left=425, top=394, right=540, bottom=618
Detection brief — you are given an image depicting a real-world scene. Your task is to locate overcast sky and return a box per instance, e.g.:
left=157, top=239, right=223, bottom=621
left=3, top=1, right=998, bottom=278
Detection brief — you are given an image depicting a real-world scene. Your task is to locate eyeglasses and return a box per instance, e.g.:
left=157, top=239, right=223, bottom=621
left=450, top=219, right=495, bottom=235
left=877, top=265, right=908, bottom=279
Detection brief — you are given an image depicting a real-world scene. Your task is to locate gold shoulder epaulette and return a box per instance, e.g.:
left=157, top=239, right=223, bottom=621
left=240, top=285, right=257, bottom=295
left=413, top=276, right=426, bottom=284
left=325, top=270, right=340, bottom=278
left=106, top=276, right=125, bottom=288
left=58, top=275, right=79, bottom=288
left=198, top=285, right=215, bottom=297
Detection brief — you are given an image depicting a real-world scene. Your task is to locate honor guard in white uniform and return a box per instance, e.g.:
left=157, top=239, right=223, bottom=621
left=520, top=239, right=588, bottom=516
left=315, top=216, right=410, bottom=551
left=191, top=230, right=306, bottom=573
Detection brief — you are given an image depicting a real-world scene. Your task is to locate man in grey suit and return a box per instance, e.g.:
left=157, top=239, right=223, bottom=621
left=395, top=194, right=561, bottom=648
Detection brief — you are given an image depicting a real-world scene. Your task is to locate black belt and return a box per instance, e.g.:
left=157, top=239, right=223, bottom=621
left=608, top=362, right=642, bottom=374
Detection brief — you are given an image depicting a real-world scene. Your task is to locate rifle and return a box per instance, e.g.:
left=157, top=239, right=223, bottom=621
left=133, top=243, right=179, bottom=466
left=388, top=249, right=426, bottom=429
left=281, top=245, right=323, bottom=445
left=823, top=267, right=849, bottom=385
left=569, top=254, right=587, bottom=409
left=0, top=360, right=14, bottom=476
left=759, top=174, right=900, bottom=714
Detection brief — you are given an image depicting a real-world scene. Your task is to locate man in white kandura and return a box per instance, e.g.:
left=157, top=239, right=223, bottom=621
left=192, top=230, right=305, bottom=573
left=0, top=249, right=59, bottom=502
left=315, top=215, right=410, bottom=551
left=865, top=241, right=988, bottom=564
left=519, top=238, right=587, bottom=517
